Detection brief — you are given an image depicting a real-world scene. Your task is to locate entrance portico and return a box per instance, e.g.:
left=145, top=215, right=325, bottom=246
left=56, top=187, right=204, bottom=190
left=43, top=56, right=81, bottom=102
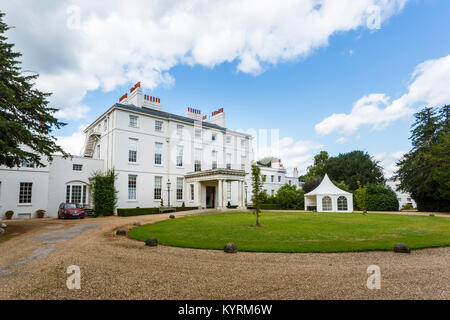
left=185, top=169, right=246, bottom=209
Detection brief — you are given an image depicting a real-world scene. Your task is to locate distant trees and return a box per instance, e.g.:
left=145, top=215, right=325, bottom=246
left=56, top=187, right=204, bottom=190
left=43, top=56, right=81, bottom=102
left=305, top=150, right=385, bottom=191
left=395, top=105, right=449, bottom=212
left=0, top=11, right=67, bottom=168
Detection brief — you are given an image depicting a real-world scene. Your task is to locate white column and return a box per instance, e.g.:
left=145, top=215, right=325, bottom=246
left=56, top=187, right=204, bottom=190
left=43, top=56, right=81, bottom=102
left=237, top=181, right=241, bottom=207
left=240, top=180, right=245, bottom=208
left=218, top=179, right=223, bottom=208
left=197, top=182, right=202, bottom=208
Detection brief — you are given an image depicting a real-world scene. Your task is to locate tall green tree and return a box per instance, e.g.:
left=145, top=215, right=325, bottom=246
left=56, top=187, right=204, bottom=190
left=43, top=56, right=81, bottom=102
left=0, top=11, right=67, bottom=168
left=276, top=184, right=304, bottom=210
left=395, top=105, right=450, bottom=212
left=353, top=181, right=367, bottom=211
left=305, top=151, right=328, bottom=181
left=251, top=163, right=266, bottom=227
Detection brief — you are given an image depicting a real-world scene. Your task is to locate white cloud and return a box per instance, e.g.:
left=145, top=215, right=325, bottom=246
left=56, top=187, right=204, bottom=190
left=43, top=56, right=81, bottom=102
left=3, top=0, right=408, bottom=120
left=336, top=137, right=348, bottom=144
left=374, top=151, right=406, bottom=178
left=55, top=125, right=87, bottom=156
left=315, top=54, right=450, bottom=136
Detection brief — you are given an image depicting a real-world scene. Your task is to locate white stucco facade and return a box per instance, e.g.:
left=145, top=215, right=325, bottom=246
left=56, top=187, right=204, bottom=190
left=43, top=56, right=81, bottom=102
left=258, top=159, right=302, bottom=196
left=0, top=154, right=103, bottom=219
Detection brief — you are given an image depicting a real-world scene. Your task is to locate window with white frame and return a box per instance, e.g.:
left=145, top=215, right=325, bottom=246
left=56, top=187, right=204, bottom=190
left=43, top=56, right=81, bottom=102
left=96, top=144, right=101, bottom=158
left=211, top=132, right=217, bottom=141
left=176, top=146, right=183, bottom=167
left=129, top=115, right=138, bottom=127
left=190, top=184, right=194, bottom=201
left=128, top=138, right=138, bottom=162
left=154, top=142, right=162, bottom=165
left=73, top=164, right=82, bottom=171
left=212, top=150, right=218, bottom=169
left=337, top=196, right=348, bottom=211
left=103, top=119, right=108, bottom=131
left=322, top=196, right=332, bottom=211
left=271, top=175, right=274, bottom=182
left=195, top=128, right=202, bottom=140
left=278, top=176, right=281, bottom=183
left=195, top=148, right=202, bottom=172
left=21, top=157, right=34, bottom=168
left=155, top=120, right=163, bottom=132
left=227, top=182, right=231, bottom=200
left=226, top=153, right=231, bottom=169
left=241, top=155, right=246, bottom=170
left=176, top=177, right=183, bottom=200
left=226, top=136, right=231, bottom=144
left=19, top=182, right=32, bottom=204
left=241, top=139, right=246, bottom=148
left=177, top=124, right=183, bottom=136
left=128, top=175, right=137, bottom=200
left=66, top=184, right=87, bottom=204
left=154, top=176, right=162, bottom=199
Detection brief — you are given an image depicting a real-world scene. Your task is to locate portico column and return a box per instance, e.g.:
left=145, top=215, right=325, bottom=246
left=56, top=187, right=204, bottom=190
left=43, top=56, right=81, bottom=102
left=237, top=181, right=241, bottom=207
left=218, top=179, right=223, bottom=208
left=197, top=182, right=202, bottom=208
left=240, top=180, right=245, bottom=208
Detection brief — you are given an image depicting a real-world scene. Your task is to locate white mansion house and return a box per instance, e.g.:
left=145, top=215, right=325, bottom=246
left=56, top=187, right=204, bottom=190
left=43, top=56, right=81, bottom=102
left=0, top=82, right=254, bottom=218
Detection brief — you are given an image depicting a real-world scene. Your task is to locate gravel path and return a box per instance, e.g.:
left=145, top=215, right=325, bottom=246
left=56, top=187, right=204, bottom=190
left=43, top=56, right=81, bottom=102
left=0, top=211, right=449, bottom=300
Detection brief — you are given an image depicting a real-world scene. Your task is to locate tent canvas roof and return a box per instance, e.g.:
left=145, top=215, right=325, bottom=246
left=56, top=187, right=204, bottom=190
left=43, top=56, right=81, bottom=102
left=304, top=174, right=351, bottom=196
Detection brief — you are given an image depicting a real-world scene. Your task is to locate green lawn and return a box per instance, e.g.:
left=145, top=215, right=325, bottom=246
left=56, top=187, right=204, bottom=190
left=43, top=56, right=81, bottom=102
left=128, top=212, right=450, bottom=253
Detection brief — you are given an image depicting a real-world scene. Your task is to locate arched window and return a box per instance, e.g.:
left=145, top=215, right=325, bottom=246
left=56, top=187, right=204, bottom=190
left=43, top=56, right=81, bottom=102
left=337, top=196, right=348, bottom=211
left=322, top=196, right=332, bottom=211
left=65, top=182, right=88, bottom=204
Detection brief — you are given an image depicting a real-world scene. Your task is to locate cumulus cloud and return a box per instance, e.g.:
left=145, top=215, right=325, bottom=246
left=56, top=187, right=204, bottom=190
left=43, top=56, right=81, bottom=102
left=374, top=151, right=406, bottom=178
left=55, top=125, right=87, bottom=156
left=336, top=137, right=348, bottom=144
left=315, top=54, right=450, bottom=136
left=3, top=0, right=408, bottom=120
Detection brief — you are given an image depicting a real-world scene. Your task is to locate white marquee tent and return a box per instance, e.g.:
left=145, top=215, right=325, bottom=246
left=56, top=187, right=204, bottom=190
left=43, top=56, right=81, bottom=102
left=304, top=174, right=353, bottom=212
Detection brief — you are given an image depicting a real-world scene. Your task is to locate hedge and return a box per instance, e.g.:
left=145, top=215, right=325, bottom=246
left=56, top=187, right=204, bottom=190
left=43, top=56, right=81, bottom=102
left=117, top=206, right=198, bottom=216
left=366, top=184, right=399, bottom=211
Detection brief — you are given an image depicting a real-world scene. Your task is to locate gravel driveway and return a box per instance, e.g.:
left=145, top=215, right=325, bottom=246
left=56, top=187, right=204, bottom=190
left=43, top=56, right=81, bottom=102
left=0, top=211, right=449, bottom=300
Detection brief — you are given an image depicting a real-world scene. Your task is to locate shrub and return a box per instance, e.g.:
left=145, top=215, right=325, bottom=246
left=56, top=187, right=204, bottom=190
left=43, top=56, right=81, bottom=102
left=117, top=208, right=160, bottom=217
left=366, top=184, right=399, bottom=211
left=260, top=204, right=282, bottom=210
left=91, top=169, right=118, bottom=217
left=36, top=209, right=46, bottom=218
left=354, top=181, right=367, bottom=211
left=5, top=210, right=14, bottom=217
left=401, top=203, right=414, bottom=210
left=276, top=184, right=304, bottom=209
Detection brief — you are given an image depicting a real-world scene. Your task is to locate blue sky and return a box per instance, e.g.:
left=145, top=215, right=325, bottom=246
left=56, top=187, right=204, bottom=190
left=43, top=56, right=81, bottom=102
left=4, top=0, right=450, bottom=176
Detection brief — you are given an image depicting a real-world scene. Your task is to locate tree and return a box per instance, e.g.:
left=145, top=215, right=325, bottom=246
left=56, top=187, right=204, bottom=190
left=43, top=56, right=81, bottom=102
left=395, top=105, right=450, bottom=212
left=302, top=178, right=322, bottom=193
left=250, top=163, right=266, bottom=227
left=305, top=151, right=328, bottom=181
left=276, top=184, right=304, bottom=209
left=91, top=169, right=118, bottom=217
left=354, top=181, right=367, bottom=211
left=0, top=11, right=67, bottom=168
left=324, top=151, right=385, bottom=191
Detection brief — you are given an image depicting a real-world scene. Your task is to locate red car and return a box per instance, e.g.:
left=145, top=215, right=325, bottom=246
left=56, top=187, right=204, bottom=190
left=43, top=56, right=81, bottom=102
left=58, top=203, right=85, bottom=219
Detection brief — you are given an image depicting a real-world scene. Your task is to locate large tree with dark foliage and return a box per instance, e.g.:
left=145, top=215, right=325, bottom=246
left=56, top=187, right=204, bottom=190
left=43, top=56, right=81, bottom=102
left=0, top=11, right=67, bottom=168
left=395, top=105, right=449, bottom=212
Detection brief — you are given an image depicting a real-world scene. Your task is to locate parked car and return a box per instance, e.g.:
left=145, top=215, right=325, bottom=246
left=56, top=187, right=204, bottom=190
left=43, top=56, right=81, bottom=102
left=58, top=203, right=85, bottom=219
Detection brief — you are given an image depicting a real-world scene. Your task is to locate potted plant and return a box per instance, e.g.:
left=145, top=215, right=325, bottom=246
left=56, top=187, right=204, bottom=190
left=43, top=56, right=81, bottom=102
left=5, top=210, right=14, bottom=220
left=36, top=209, right=46, bottom=219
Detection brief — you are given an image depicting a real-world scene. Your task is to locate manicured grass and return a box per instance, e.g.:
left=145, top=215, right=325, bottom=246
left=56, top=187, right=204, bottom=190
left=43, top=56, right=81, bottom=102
left=128, top=212, right=450, bottom=253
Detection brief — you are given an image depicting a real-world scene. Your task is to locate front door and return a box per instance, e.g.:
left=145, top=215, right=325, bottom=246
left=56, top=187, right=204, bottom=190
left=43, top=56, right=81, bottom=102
left=206, top=186, right=215, bottom=208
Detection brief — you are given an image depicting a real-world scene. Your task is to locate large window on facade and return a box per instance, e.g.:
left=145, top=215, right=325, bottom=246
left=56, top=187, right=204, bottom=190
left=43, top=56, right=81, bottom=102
left=337, top=196, right=348, bottom=211
left=194, top=148, right=202, bottom=172
left=154, top=176, right=162, bottom=200
left=128, top=175, right=137, bottom=200
left=176, top=146, right=183, bottom=167
left=128, top=138, right=138, bottom=163
left=190, top=184, right=194, bottom=201
left=19, top=182, right=32, bottom=204
left=177, top=124, right=183, bottom=136
left=129, top=115, right=138, bottom=127
left=66, top=184, right=87, bottom=204
left=195, top=128, right=202, bottom=140
left=154, top=142, right=162, bottom=165
left=322, top=196, right=332, bottom=211
left=211, top=133, right=217, bottom=141
left=155, top=120, right=163, bottom=132
left=227, top=182, right=232, bottom=200
left=241, top=155, right=246, bottom=170
left=212, top=151, right=218, bottom=169
left=176, top=177, right=183, bottom=200
left=226, top=153, right=231, bottom=169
